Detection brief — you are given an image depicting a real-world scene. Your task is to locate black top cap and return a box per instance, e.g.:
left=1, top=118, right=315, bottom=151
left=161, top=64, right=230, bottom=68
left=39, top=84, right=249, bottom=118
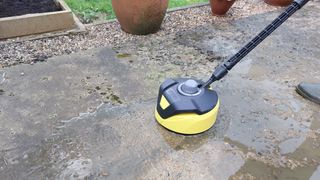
left=157, top=78, right=219, bottom=119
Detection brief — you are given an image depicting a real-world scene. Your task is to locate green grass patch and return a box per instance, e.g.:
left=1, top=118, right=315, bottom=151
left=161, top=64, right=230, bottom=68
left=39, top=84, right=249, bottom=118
left=64, top=0, right=208, bottom=23
left=169, top=0, right=208, bottom=8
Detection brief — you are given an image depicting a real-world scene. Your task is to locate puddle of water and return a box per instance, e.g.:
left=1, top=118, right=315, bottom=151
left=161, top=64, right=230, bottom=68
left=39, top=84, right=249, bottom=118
left=230, top=158, right=316, bottom=180
left=156, top=125, right=210, bottom=151
left=287, top=136, right=320, bottom=164
left=224, top=137, right=250, bottom=154
left=230, top=114, right=320, bottom=180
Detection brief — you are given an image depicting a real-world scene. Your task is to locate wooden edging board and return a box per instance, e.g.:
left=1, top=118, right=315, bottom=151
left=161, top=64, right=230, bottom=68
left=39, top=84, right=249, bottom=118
left=0, top=0, right=83, bottom=39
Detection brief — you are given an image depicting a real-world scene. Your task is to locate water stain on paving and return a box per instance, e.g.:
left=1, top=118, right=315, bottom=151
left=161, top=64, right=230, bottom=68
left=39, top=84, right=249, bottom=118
left=231, top=132, right=320, bottom=180
left=0, top=103, right=123, bottom=179
left=231, top=158, right=315, bottom=180
left=97, top=48, right=152, bottom=102
left=157, top=125, right=210, bottom=151
left=0, top=99, right=241, bottom=179
left=224, top=137, right=250, bottom=154
left=230, top=108, right=320, bottom=180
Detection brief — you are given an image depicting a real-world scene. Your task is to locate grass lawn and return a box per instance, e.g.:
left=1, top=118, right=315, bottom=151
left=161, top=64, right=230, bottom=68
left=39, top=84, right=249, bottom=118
left=64, top=0, right=208, bottom=23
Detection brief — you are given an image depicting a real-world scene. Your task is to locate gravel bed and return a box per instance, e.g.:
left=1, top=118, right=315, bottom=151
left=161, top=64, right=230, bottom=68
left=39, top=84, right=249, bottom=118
left=0, top=0, right=278, bottom=68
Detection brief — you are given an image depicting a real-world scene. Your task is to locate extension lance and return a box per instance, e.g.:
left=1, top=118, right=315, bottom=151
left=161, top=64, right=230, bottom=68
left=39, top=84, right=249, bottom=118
left=155, top=0, right=310, bottom=134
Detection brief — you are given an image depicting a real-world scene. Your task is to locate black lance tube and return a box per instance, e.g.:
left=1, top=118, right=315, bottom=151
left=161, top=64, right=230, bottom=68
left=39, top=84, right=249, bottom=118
left=202, top=0, right=310, bottom=88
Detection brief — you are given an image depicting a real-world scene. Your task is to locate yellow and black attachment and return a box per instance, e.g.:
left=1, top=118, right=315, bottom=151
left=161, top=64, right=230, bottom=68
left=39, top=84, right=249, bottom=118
left=155, top=78, right=220, bottom=134
left=154, top=0, right=309, bottom=135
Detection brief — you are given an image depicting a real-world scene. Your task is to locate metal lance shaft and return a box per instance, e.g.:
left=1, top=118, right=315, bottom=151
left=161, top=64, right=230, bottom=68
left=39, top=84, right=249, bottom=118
left=202, top=0, right=310, bottom=88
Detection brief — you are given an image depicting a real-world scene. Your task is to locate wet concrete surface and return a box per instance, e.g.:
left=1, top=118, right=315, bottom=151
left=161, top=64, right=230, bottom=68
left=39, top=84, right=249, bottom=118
left=0, top=2, right=319, bottom=179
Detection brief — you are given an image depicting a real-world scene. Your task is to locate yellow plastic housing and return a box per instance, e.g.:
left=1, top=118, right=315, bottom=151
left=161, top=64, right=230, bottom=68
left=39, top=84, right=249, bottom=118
left=155, top=96, right=220, bottom=134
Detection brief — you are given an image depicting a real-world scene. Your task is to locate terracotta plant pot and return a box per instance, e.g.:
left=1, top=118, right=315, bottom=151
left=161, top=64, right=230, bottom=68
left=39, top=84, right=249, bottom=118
left=264, top=0, right=293, bottom=6
left=209, top=0, right=236, bottom=16
left=112, top=0, right=168, bottom=35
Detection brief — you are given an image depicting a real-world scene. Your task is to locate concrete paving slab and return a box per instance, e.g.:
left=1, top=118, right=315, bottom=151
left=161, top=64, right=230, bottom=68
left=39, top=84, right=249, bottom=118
left=0, top=3, right=319, bottom=179
left=1, top=101, right=244, bottom=179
